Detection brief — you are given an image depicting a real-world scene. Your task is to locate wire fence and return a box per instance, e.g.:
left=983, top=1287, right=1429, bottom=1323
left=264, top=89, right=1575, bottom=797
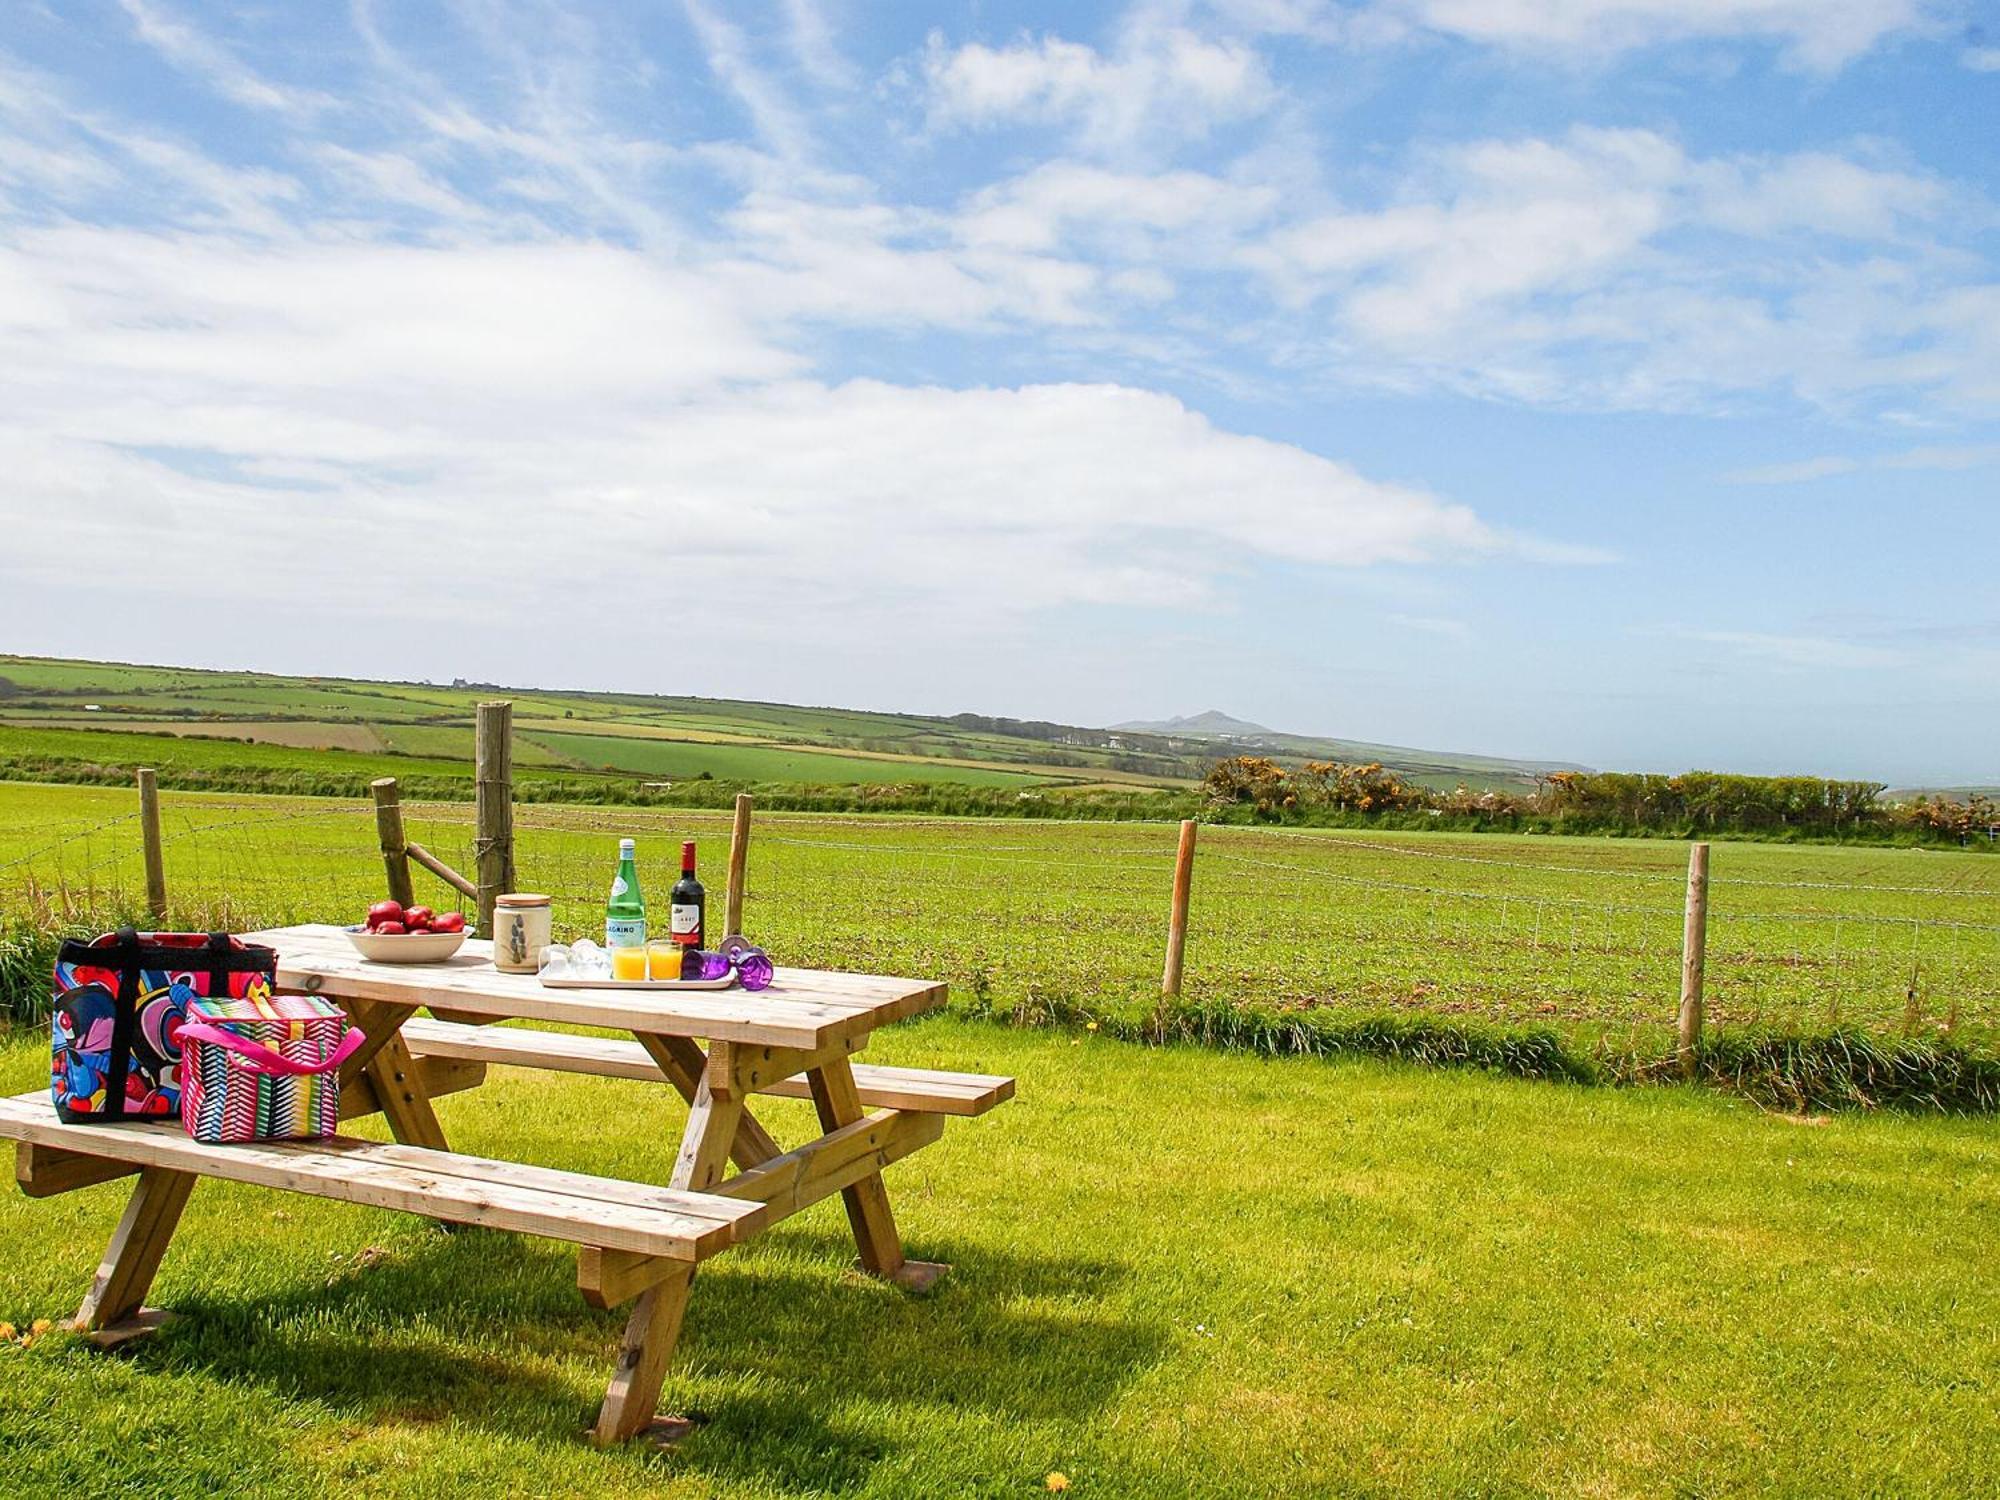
left=1, top=783, right=1995, bottom=1050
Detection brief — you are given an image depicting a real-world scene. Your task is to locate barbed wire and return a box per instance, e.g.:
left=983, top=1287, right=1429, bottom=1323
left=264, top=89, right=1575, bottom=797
left=1227, top=826, right=2000, bottom=898
left=1203, top=848, right=1688, bottom=917
left=0, top=810, right=144, bottom=874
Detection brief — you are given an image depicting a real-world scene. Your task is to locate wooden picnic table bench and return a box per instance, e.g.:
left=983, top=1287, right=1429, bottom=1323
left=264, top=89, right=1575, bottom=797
left=0, top=923, right=1012, bottom=1444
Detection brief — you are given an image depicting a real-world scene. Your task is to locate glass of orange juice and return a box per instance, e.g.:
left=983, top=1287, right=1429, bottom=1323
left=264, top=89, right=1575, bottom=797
left=611, top=944, right=650, bottom=982
left=648, top=942, right=684, bottom=980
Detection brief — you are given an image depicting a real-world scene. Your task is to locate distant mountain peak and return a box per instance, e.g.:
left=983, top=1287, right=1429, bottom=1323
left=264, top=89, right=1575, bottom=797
left=1110, top=710, right=1273, bottom=737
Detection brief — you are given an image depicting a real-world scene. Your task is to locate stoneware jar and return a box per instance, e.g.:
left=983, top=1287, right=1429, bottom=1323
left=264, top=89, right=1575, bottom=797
left=493, top=893, right=553, bottom=973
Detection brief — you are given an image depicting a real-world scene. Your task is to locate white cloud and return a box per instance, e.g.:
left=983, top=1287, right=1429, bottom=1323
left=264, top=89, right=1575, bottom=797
left=781, top=0, right=857, bottom=88
left=712, top=194, right=1103, bottom=328
left=1691, top=151, right=1948, bottom=238
left=921, top=27, right=1273, bottom=146
left=1238, top=126, right=1991, bottom=413
left=956, top=161, right=1279, bottom=253
left=1960, top=44, right=2000, bottom=71
left=0, top=199, right=1595, bottom=668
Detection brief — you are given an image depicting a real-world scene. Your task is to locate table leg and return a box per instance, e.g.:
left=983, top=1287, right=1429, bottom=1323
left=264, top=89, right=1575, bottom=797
left=591, top=1051, right=745, bottom=1443
left=592, top=1267, right=694, bottom=1445
left=343, top=1001, right=448, bottom=1151
left=74, top=1166, right=197, bottom=1343
left=806, top=1056, right=945, bottom=1289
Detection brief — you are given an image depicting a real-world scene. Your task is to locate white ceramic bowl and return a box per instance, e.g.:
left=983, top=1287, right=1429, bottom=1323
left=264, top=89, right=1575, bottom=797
left=343, top=925, right=468, bottom=964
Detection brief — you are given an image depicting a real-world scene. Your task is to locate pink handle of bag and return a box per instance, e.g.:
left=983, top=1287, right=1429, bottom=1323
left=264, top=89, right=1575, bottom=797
left=178, top=1022, right=366, bottom=1078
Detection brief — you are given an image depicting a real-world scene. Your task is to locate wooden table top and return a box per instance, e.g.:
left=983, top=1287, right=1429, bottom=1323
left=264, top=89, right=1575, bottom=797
left=245, top=924, right=948, bottom=1049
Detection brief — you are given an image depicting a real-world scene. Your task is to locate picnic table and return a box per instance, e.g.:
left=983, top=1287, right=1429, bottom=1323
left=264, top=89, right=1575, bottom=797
left=0, top=922, right=1012, bottom=1443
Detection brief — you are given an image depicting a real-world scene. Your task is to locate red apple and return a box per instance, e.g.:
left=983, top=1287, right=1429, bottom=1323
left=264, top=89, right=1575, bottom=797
left=366, top=900, right=404, bottom=930
left=431, top=911, right=465, bottom=934
left=374, top=920, right=407, bottom=935
left=404, top=906, right=434, bottom=931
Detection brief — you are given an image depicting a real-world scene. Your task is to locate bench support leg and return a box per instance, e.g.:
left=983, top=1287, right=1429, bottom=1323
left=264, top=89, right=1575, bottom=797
left=638, top=1032, right=779, bottom=1171
left=807, top=1058, right=943, bottom=1289
left=591, top=1266, right=693, bottom=1445
left=75, top=1166, right=197, bottom=1340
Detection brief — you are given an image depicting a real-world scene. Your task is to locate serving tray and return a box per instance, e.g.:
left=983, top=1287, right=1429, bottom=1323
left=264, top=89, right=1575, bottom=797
left=537, top=973, right=740, bottom=991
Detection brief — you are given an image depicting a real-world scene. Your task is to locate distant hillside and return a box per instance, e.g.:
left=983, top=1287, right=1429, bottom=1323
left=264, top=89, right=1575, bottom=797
left=1110, top=710, right=1271, bottom=737
left=1106, top=708, right=1587, bottom=795
left=0, top=655, right=1580, bottom=798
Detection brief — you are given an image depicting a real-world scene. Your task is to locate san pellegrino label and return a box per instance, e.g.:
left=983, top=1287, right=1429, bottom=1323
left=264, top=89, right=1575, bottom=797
left=606, top=837, right=647, bottom=948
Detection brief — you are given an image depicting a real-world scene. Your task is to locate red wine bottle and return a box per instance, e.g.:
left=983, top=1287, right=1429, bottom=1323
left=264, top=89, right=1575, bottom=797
left=670, top=840, right=705, bottom=948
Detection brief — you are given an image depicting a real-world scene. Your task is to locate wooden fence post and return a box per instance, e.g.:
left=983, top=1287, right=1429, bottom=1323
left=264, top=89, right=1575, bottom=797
left=136, top=768, right=167, bottom=925
left=1678, top=841, right=1710, bottom=1077
left=371, top=777, right=415, bottom=909
left=474, top=701, right=515, bottom=939
left=1161, top=819, right=1198, bottom=1000
left=725, top=792, right=753, bottom=938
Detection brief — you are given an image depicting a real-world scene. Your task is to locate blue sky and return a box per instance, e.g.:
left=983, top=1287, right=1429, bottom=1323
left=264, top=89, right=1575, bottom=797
left=0, top=2, right=1994, bottom=783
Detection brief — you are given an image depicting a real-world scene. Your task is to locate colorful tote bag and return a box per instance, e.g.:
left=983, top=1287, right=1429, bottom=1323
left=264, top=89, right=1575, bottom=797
left=51, top=930, right=280, bottom=1123
left=179, top=993, right=363, bottom=1144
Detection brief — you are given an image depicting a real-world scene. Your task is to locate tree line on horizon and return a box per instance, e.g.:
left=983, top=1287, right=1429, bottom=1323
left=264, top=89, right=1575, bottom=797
left=1201, top=756, right=1999, bottom=843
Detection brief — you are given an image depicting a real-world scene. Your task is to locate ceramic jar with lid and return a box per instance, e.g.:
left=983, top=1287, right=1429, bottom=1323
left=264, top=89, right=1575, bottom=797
left=492, top=892, right=553, bottom=973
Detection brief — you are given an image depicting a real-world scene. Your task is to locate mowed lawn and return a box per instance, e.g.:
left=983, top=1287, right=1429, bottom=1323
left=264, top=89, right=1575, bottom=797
left=0, top=1020, right=1993, bottom=1498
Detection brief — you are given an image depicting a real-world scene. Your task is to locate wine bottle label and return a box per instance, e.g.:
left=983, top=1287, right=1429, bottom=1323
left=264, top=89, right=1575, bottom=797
left=606, top=918, right=647, bottom=948
left=670, top=904, right=700, bottom=936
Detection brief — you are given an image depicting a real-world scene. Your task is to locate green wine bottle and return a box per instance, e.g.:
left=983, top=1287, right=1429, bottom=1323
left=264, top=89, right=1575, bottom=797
left=605, top=837, right=646, bottom=951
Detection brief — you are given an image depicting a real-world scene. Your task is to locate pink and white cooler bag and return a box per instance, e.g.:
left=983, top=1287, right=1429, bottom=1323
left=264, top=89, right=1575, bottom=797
left=178, top=992, right=363, bottom=1144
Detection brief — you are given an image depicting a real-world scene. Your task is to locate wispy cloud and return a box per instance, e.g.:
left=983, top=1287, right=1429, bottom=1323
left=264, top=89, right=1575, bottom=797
left=116, top=0, right=331, bottom=116
left=1723, top=456, right=1862, bottom=484
left=1370, top=0, right=1939, bottom=72
left=1725, top=443, right=2000, bottom=483
left=1676, top=629, right=1905, bottom=670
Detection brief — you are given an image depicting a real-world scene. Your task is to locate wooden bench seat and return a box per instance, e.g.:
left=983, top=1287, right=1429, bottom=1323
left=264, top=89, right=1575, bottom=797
left=400, top=1017, right=1015, bottom=1116
left=0, top=1092, right=764, bottom=1264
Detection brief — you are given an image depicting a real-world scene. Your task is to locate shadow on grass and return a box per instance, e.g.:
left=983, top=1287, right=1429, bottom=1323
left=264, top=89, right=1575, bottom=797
left=126, top=1221, right=1163, bottom=1484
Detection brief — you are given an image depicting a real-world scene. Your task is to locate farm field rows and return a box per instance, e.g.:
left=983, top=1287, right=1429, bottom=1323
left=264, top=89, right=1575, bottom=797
left=3, top=781, right=1994, bottom=1049
left=0, top=655, right=1203, bottom=792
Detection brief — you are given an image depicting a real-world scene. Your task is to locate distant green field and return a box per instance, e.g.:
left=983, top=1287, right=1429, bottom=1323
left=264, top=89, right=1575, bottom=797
left=0, top=654, right=1196, bottom=794
left=0, top=724, right=475, bottom=782
left=522, top=729, right=1052, bottom=787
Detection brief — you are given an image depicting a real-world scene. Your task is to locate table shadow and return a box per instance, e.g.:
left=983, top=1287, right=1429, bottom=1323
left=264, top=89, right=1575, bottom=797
left=127, top=1222, right=1165, bottom=1484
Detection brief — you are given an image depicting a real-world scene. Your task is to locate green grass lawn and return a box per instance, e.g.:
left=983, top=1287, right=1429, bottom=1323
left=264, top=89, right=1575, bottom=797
left=0, top=1020, right=1993, bottom=1497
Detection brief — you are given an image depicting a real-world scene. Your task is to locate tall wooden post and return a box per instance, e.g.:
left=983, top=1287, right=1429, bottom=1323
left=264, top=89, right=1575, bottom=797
left=135, top=768, right=167, bottom=925
left=371, top=777, right=415, bottom=909
left=474, top=701, right=515, bottom=940
left=1161, top=819, right=1198, bottom=999
left=1678, top=842, right=1710, bottom=1078
left=725, top=792, right=753, bottom=938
